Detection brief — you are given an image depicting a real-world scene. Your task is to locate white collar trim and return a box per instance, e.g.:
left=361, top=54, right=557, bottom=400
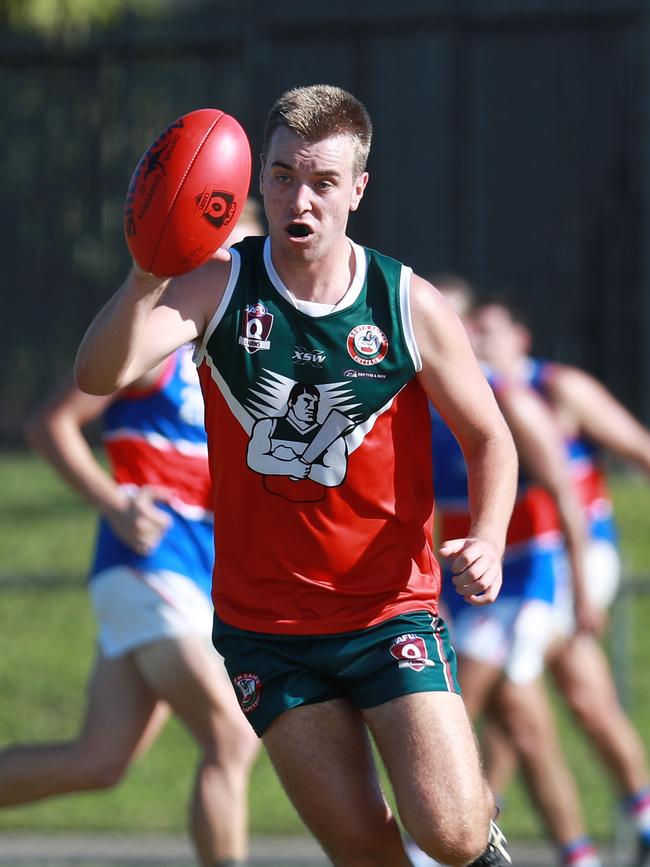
left=263, top=236, right=366, bottom=317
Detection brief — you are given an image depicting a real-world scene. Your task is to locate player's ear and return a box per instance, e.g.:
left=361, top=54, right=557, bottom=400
left=258, top=153, right=266, bottom=195
left=350, top=172, right=369, bottom=212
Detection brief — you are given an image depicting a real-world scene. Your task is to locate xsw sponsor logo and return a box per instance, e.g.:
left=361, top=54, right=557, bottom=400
left=293, top=346, right=326, bottom=366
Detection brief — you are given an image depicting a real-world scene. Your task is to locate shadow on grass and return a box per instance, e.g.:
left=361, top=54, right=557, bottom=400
left=0, top=572, right=84, bottom=589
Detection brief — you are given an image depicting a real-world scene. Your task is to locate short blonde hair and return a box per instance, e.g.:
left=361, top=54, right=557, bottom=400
left=263, top=84, right=373, bottom=177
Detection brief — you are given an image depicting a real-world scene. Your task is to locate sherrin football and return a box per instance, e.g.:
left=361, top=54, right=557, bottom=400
left=124, top=108, right=252, bottom=277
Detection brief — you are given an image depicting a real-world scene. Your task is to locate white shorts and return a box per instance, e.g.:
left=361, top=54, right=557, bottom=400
left=553, top=538, right=621, bottom=637
left=451, top=597, right=557, bottom=685
left=89, top=566, right=214, bottom=659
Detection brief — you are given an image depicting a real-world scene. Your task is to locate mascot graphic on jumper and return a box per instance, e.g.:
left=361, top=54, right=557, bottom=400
left=246, top=382, right=356, bottom=502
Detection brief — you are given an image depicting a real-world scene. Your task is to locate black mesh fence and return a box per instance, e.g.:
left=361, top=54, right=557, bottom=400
left=2, top=0, right=649, bottom=442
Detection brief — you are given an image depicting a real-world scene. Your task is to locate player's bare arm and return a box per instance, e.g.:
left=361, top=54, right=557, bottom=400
left=411, top=275, right=518, bottom=604
left=547, top=364, right=650, bottom=474
left=24, top=376, right=118, bottom=507
left=498, top=381, right=601, bottom=633
left=24, top=373, right=174, bottom=554
left=75, top=256, right=232, bottom=395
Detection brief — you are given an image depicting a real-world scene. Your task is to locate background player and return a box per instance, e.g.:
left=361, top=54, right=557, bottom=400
left=0, top=205, right=265, bottom=867
left=471, top=298, right=650, bottom=867
left=424, top=280, right=602, bottom=867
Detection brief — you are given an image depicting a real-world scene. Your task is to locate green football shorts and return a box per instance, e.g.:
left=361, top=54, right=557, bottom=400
left=212, top=610, right=460, bottom=736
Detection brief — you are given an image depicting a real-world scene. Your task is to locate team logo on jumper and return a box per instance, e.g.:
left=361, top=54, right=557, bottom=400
left=346, top=324, right=388, bottom=366
left=233, top=673, right=262, bottom=713
left=389, top=634, right=435, bottom=672
left=194, top=189, right=236, bottom=230
left=238, top=303, right=274, bottom=353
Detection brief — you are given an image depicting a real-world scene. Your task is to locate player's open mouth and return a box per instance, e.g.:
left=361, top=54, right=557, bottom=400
left=286, top=223, right=313, bottom=238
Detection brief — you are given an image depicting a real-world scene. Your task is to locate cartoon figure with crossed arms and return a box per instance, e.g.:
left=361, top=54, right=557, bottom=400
left=246, top=382, right=355, bottom=501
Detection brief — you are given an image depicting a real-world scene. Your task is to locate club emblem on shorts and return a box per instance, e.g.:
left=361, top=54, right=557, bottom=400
left=238, top=302, right=274, bottom=353
left=233, top=673, right=262, bottom=713
left=389, top=634, right=435, bottom=672
left=346, top=324, right=388, bottom=366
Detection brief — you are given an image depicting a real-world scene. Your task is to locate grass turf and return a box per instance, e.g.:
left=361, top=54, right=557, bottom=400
left=0, top=452, right=648, bottom=842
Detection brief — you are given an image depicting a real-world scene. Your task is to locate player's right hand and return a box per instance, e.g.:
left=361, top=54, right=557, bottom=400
left=131, top=260, right=169, bottom=284
left=107, top=486, right=174, bottom=554
left=439, top=537, right=504, bottom=605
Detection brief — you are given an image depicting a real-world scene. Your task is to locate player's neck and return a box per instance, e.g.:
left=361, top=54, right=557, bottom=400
left=272, top=238, right=356, bottom=305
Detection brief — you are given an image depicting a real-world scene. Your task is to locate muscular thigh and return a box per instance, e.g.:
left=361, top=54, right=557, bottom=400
left=81, top=652, right=167, bottom=761
left=133, top=635, right=246, bottom=747
left=548, top=631, right=618, bottom=704
left=490, top=676, right=558, bottom=750
left=364, top=691, right=490, bottom=837
left=263, top=698, right=397, bottom=854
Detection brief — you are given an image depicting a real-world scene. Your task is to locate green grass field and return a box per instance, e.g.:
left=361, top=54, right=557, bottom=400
left=0, top=451, right=649, bottom=844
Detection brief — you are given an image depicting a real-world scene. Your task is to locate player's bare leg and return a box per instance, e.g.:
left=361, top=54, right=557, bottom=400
left=0, top=652, right=167, bottom=805
left=479, top=717, right=518, bottom=801
left=548, top=632, right=650, bottom=793
left=455, top=656, right=503, bottom=719
left=366, top=692, right=494, bottom=866
left=263, top=697, right=411, bottom=867
left=487, top=676, right=591, bottom=846
left=134, top=636, right=259, bottom=867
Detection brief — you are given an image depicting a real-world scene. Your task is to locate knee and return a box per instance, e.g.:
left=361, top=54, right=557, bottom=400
left=561, top=683, right=602, bottom=729
left=87, top=764, right=127, bottom=790
left=407, top=792, right=492, bottom=866
left=71, top=748, right=130, bottom=791
left=414, top=820, right=489, bottom=867
left=202, top=712, right=260, bottom=773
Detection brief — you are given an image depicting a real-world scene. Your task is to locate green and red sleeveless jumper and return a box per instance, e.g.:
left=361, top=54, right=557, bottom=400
left=195, top=235, right=439, bottom=634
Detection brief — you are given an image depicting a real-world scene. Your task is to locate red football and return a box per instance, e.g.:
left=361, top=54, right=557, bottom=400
left=124, top=108, right=252, bottom=277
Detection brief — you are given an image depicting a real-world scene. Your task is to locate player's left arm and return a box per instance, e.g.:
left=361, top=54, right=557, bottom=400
left=547, top=364, right=650, bottom=475
left=410, top=274, right=518, bottom=604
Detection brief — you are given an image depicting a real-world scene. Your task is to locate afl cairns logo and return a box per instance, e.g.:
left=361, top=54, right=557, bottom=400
left=346, top=324, right=388, bottom=366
